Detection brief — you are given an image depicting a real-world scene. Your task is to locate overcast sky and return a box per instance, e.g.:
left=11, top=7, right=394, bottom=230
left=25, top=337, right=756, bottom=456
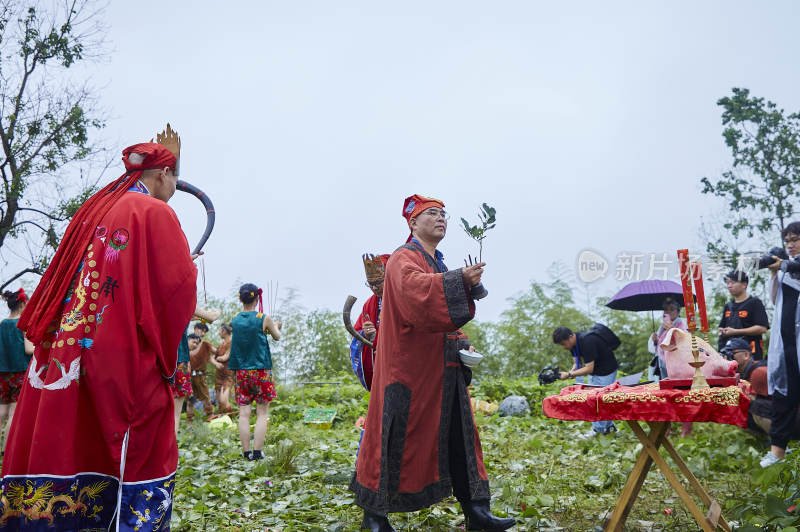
left=15, top=1, right=800, bottom=321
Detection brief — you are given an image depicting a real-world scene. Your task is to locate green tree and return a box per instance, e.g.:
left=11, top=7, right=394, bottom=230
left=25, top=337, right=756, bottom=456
left=701, top=87, right=800, bottom=245
left=270, top=289, right=350, bottom=383
left=487, top=279, right=590, bottom=377
left=595, top=303, right=653, bottom=374
left=0, top=0, right=108, bottom=290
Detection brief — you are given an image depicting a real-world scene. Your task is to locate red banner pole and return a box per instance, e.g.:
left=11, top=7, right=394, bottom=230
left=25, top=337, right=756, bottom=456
left=692, top=262, right=709, bottom=334
left=677, top=249, right=696, bottom=332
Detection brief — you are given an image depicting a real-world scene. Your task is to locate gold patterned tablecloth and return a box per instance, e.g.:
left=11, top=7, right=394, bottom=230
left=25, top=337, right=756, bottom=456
left=543, top=382, right=748, bottom=426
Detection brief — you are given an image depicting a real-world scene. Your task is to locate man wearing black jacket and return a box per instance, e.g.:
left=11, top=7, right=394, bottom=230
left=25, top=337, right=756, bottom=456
left=553, top=325, right=619, bottom=437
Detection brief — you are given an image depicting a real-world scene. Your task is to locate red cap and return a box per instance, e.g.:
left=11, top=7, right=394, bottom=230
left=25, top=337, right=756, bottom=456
left=402, top=194, right=444, bottom=222
left=402, top=194, right=444, bottom=242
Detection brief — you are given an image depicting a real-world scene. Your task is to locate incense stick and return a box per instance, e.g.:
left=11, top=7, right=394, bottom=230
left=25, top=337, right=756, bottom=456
left=201, top=258, right=207, bottom=304
left=274, top=281, right=279, bottom=317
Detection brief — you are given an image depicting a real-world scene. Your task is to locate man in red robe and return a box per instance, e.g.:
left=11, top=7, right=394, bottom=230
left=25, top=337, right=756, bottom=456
left=1, top=127, right=197, bottom=531
left=350, top=195, right=515, bottom=531
left=349, top=253, right=390, bottom=391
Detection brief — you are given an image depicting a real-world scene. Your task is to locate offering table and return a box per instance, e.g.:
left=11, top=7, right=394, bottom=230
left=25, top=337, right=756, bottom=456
left=543, top=382, right=749, bottom=532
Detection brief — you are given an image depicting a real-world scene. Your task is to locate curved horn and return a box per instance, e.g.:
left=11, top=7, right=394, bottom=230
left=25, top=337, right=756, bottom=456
left=343, top=295, right=374, bottom=349
left=176, top=180, right=216, bottom=255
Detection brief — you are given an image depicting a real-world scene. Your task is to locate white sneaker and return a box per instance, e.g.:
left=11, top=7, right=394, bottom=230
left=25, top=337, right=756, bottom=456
left=578, top=429, right=599, bottom=440
left=760, top=451, right=783, bottom=468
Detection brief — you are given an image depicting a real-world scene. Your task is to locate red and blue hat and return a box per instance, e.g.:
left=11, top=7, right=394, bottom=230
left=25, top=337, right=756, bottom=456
left=402, top=194, right=444, bottom=242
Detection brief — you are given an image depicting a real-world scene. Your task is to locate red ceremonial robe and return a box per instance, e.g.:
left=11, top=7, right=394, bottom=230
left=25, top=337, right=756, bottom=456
left=350, top=294, right=380, bottom=390
left=0, top=190, right=196, bottom=531
left=350, top=241, right=489, bottom=514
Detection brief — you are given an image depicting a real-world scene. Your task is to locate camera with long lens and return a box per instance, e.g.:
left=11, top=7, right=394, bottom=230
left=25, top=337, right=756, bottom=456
left=757, top=246, right=789, bottom=269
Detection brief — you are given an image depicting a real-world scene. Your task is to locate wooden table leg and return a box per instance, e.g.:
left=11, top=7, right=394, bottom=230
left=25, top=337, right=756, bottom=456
left=603, top=421, right=669, bottom=531
left=628, top=421, right=720, bottom=531
left=654, top=425, right=731, bottom=532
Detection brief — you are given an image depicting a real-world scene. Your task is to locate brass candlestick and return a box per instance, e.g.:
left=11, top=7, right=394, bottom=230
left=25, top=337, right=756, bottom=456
left=689, top=334, right=710, bottom=390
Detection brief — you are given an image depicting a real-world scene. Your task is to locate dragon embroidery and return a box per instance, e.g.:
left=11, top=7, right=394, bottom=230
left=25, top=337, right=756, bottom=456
left=0, top=479, right=111, bottom=526
left=59, top=266, right=89, bottom=333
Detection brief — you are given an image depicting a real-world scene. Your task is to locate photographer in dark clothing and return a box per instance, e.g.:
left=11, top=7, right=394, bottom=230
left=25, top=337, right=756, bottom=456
left=553, top=325, right=619, bottom=437
left=717, top=270, right=769, bottom=359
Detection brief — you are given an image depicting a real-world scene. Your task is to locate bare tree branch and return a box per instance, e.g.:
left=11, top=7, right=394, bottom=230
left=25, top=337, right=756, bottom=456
left=11, top=219, right=49, bottom=233
left=0, top=267, right=41, bottom=292
left=17, top=207, right=66, bottom=221
left=0, top=0, right=108, bottom=270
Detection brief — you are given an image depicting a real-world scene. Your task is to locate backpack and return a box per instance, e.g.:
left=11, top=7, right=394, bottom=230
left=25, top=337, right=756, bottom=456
left=587, top=322, right=621, bottom=352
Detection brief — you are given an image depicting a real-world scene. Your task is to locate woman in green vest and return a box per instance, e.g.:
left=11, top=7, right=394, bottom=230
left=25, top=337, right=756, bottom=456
left=0, top=288, right=34, bottom=449
left=229, top=283, right=281, bottom=460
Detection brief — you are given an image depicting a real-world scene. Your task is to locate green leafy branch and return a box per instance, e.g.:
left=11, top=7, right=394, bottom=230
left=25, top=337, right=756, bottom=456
left=460, top=203, right=497, bottom=262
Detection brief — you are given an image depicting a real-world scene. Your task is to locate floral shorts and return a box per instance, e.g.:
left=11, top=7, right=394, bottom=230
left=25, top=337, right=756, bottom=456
left=0, top=372, right=24, bottom=404
left=234, top=369, right=277, bottom=406
left=171, top=363, right=192, bottom=398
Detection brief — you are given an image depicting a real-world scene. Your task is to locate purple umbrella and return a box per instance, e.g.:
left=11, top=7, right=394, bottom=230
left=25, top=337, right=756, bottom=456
left=605, top=280, right=693, bottom=312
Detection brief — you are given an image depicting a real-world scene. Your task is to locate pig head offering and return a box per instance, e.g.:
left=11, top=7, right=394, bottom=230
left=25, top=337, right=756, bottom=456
left=659, top=328, right=738, bottom=379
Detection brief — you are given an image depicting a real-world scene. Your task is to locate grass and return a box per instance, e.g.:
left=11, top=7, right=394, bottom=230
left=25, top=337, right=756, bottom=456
left=170, top=376, right=784, bottom=531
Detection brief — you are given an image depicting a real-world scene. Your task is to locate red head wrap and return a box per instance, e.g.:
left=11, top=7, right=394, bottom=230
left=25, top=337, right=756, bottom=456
left=122, top=143, right=177, bottom=173
left=19, top=143, right=177, bottom=344
left=401, top=194, right=444, bottom=242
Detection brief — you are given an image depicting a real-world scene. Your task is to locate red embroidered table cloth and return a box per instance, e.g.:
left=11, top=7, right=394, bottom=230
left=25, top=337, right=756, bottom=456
left=542, top=382, right=749, bottom=427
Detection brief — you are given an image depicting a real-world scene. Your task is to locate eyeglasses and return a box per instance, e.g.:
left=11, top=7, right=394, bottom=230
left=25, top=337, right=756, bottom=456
left=365, top=279, right=384, bottom=289
left=784, top=236, right=800, bottom=245
left=420, top=208, right=449, bottom=221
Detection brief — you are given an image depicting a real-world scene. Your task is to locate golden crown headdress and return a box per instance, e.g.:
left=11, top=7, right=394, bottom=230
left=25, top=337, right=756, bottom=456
left=362, top=253, right=386, bottom=283
left=154, top=123, right=181, bottom=175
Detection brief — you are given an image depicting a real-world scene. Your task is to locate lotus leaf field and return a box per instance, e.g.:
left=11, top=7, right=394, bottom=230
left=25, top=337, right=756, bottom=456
left=171, top=375, right=799, bottom=531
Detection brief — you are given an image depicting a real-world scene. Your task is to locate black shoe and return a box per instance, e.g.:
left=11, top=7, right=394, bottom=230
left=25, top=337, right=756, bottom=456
left=243, top=450, right=252, bottom=460
left=251, top=450, right=264, bottom=460
left=461, top=500, right=515, bottom=531
left=360, top=510, right=396, bottom=532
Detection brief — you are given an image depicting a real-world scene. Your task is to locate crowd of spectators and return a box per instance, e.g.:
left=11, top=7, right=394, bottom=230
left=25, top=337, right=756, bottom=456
left=551, top=222, right=800, bottom=467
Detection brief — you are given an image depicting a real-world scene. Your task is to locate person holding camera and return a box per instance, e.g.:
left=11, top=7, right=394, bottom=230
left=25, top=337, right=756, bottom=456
left=762, top=222, right=800, bottom=467
left=717, top=270, right=769, bottom=360
left=553, top=325, right=619, bottom=438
